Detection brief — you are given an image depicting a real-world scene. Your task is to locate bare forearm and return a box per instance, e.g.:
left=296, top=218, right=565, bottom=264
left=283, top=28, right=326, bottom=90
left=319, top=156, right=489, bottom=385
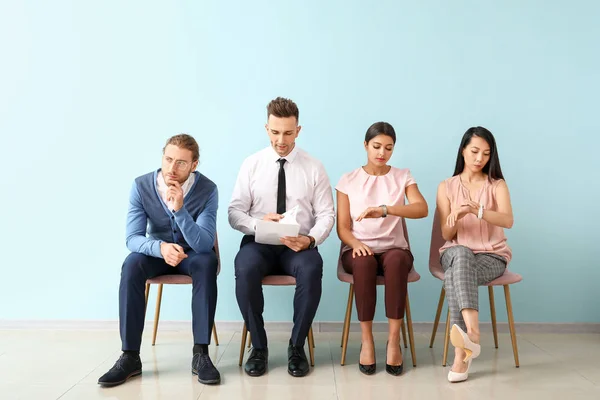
left=481, top=209, right=513, bottom=229
left=387, top=202, right=428, bottom=219
left=337, top=226, right=360, bottom=247
left=441, top=222, right=458, bottom=242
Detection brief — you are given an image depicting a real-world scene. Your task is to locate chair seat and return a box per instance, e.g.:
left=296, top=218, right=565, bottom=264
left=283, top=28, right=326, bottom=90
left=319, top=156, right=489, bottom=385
left=431, top=269, right=445, bottom=281
left=148, top=274, right=300, bottom=286
left=262, top=275, right=297, bottom=285
left=337, top=265, right=421, bottom=284
left=147, top=275, right=192, bottom=285
left=431, top=269, right=522, bottom=286
left=484, top=270, right=522, bottom=286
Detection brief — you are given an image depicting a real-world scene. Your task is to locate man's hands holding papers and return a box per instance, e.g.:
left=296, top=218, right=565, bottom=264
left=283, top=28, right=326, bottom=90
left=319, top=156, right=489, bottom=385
left=262, top=213, right=284, bottom=222
left=260, top=209, right=310, bottom=251
left=280, top=235, right=311, bottom=252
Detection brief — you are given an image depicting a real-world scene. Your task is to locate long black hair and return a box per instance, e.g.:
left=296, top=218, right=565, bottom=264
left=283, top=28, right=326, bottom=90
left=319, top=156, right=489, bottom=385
left=453, top=126, right=504, bottom=180
left=364, top=122, right=396, bottom=144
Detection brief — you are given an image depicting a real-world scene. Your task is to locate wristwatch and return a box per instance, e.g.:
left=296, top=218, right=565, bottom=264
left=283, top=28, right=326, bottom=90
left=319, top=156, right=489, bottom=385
left=307, top=235, right=316, bottom=249
left=380, top=205, right=388, bottom=218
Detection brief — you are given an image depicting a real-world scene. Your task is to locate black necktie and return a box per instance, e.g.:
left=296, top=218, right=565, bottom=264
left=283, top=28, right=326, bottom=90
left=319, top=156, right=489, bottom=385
left=277, top=158, right=287, bottom=214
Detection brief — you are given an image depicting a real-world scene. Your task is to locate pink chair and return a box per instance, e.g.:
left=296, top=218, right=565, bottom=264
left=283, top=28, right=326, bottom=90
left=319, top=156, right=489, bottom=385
left=238, top=275, right=316, bottom=367
left=428, top=208, right=521, bottom=367
left=144, top=235, right=221, bottom=346
left=338, top=217, right=420, bottom=367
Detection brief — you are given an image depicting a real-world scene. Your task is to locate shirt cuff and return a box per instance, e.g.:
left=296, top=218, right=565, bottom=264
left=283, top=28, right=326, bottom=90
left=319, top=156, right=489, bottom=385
left=308, top=230, right=324, bottom=246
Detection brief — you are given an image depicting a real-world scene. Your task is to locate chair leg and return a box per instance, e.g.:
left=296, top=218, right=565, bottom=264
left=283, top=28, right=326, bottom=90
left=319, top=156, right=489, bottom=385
left=430, top=287, right=445, bottom=348
left=489, top=286, right=499, bottom=349
left=247, top=331, right=251, bottom=348
left=442, top=308, right=450, bottom=366
left=405, top=294, right=417, bottom=367
left=212, top=323, right=219, bottom=346
left=401, top=319, right=408, bottom=349
left=340, top=284, right=354, bottom=366
left=152, top=284, right=163, bottom=346
left=144, top=283, right=150, bottom=317
left=307, top=326, right=315, bottom=367
left=341, top=284, right=351, bottom=348
left=504, top=285, right=520, bottom=367
left=239, top=323, right=247, bottom=366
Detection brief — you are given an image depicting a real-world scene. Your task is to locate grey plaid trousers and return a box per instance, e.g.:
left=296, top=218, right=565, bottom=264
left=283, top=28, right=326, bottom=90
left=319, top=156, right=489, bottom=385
left=441, top=245, right=506, bottom=331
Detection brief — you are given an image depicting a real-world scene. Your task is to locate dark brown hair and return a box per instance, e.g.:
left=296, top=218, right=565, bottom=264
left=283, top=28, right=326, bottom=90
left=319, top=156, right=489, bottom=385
left=267, top=97, right=299, bottom=121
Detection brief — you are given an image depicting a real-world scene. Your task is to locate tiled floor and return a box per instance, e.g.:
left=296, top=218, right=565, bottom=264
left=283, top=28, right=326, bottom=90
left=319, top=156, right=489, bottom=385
left=1, top=329, right=599, bottom=399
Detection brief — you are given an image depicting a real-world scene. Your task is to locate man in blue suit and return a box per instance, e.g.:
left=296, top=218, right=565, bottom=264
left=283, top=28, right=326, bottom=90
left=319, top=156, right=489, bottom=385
left=98, top=134, right=220, bottom=387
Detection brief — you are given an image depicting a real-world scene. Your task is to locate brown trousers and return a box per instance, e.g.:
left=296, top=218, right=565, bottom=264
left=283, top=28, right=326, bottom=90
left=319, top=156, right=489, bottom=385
left=342, top=248, right=413, bottom=321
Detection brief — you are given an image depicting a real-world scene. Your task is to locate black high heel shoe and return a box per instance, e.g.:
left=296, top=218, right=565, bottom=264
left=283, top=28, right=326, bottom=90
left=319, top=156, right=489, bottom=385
left=385, top=340, right=403, bottom=376
left=359, top=343, right=376, bottom=375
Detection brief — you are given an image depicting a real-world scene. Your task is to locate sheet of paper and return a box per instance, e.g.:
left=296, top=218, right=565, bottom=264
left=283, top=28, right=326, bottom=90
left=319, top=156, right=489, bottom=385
left=255, top=207, right=301, bottom=245
left=279, top=205, right=299, bottom=225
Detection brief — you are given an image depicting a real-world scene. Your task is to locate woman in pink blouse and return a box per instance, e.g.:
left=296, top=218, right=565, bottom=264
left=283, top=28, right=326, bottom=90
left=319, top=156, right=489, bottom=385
left=336, top=122, right=428, bottom=376
left=436, top=126, right=514, bottom=383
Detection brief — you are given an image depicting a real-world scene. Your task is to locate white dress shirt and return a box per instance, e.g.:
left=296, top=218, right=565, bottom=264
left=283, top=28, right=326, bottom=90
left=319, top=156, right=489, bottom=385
left=156, top=171, right=196, bottom=211
left=228, top=146, right=335, bottom=246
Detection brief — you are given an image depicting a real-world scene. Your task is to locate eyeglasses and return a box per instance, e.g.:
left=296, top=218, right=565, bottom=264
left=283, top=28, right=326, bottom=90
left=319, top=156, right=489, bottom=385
left=163, top=156, right=191, bottom=170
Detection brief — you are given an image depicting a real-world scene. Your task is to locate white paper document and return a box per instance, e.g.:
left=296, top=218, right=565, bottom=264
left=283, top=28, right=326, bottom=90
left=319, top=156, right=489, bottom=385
left=255, top=206, right=301, bottom=245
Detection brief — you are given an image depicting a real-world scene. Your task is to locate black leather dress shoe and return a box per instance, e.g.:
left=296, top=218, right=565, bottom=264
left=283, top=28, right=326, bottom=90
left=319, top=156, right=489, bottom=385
left=192, top=347, right=221, bottom=384
left=287, top=341, right=309, bottom=377
left=98, top=353, right=142, bottom=387
left=245, top=348, right=268, bottom=377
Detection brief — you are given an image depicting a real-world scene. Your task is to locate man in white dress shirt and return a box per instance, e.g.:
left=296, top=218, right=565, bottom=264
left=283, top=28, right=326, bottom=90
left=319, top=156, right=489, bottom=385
left=229, top=97, right=335, bottom=378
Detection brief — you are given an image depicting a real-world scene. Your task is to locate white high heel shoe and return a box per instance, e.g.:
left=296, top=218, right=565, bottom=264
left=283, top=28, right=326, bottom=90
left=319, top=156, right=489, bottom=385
left=450, top=325, right=481, bottom=362
left=448, top=359, right=472, bottom=383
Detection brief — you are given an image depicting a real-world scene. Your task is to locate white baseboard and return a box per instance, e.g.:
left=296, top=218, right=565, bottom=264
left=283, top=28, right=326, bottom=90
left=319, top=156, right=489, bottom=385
left=1, top=320, right=599, bottom=333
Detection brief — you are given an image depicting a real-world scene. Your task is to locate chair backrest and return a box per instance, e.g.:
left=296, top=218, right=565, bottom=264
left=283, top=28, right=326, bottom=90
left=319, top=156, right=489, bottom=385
left=401, top=217, right=411, bottom=250
left=401, top=217, right=416, bottom=271
left=429, top=208, right=446, bottom=278
left=214, top=233, right=221, bottom=276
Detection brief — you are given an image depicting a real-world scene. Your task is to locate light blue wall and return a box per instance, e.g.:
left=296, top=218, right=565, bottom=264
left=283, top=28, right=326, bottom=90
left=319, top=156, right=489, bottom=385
left=1, top=1, right=598, bottom=324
